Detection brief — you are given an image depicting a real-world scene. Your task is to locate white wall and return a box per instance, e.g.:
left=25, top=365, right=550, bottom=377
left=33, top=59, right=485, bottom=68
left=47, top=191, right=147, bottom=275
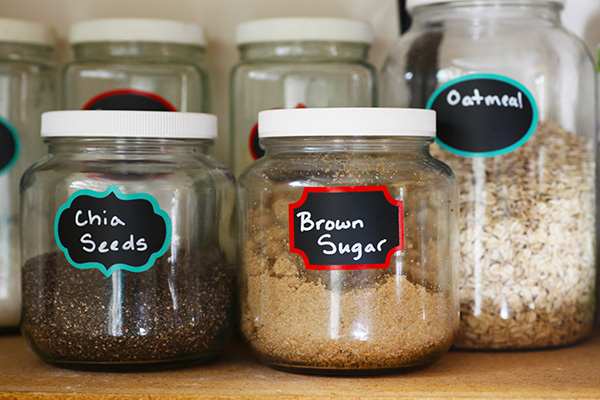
left=0, top=0, right=596, bottom=165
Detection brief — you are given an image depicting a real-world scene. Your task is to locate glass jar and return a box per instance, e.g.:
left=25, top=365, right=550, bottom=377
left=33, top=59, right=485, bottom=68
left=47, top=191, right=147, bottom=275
left=20, top=111, right=235, bottom=370
left=0, top=18, right=56, bottom=333
left=230, top=17, right=377, bottom=176
left=381, top=0, right=597, bottom=349
left=63, top=18, right=210, bottom=112
left=238, top=108, right=459, bottom=374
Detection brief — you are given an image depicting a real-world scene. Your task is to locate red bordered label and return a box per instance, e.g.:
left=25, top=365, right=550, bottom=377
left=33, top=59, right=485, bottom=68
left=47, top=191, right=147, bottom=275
left=249, top=103, right=306, bottom=160
left=82, top=89, right=177, bottom=111
left=289, top=186, right=404, bottom=271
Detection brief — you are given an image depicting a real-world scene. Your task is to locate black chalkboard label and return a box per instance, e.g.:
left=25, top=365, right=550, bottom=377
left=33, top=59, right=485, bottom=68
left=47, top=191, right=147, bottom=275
left=55, top=185, right=172, bottom=276
left=249, top=122, right=265, bottom=160
left=82, top=89, right=177, bottom=111
left=427, top=74, right=538, bottom=157
left=0, top=117, right=20, bottom=176
left=249, top=103, right=306, bottom=160
left=289, top=186, right=403, bottom=270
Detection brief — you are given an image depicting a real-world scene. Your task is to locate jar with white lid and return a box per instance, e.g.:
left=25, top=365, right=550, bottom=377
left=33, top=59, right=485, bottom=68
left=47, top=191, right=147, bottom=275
left=381, top=0, right=597, bottom=349
left=0, top=18, right=56, bottom=333
left=230, top=17, right=377, bottom=176
left=63, top=18, right=210, bottom=112
left=238, top=108, right=458, bottom=374
left=20, top=111, right=235, bottom=370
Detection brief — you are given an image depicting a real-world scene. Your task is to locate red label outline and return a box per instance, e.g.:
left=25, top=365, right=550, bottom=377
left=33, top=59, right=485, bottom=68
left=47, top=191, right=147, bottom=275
left=289, top=185, right=404, bottom=271
left=249, top=103, right=306, bottom=160
left=82, top=88, right=178, bottom=111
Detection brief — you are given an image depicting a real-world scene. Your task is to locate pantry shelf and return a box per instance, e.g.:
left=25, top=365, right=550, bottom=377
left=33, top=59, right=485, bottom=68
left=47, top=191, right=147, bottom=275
left=0, top=329, right=599, bottom=399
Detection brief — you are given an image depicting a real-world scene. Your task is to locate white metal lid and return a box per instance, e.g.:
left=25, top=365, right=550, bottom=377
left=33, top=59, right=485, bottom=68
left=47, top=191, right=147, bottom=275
left=41, top=111, right=217, bottom=139
left=258, top=108, right=436, bottom=138
left=0, top=18, right=55, bottom=47
left=69, top=18, right=206, bottom=46
left=406, top=0, right=565, bottom=10
left=236, top=17, right=373, bottom=45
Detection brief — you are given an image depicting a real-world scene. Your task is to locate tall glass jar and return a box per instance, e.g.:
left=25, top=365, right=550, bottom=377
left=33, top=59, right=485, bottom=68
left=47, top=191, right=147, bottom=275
left=230, top=17, right=377, bottom=176
left=0, top=18, right=56, bottom=333
left=238, top=108, right=458, bottom=374
left=381, top=0, right=597, bottom=349
left=20, top=111, right=235, bottom=370
left=63, top=18, right=210, bottom=112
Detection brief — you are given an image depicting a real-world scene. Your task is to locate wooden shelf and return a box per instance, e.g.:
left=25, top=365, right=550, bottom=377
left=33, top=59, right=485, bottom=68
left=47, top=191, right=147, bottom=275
left=0, top=330, right=599, bottom=399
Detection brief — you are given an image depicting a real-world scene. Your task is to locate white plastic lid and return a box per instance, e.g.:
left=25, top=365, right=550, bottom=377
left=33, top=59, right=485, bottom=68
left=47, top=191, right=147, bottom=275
left=406, top=0, right=564, bottom=10
left=258, top=108, right=436, bottom=138
left=0, top=18, right=55, bottom=46
left=69, top=18, right=206, bottom=46
left=41, top=111, right=217, bottom=139
left=236, top=17, right=373, bottom=45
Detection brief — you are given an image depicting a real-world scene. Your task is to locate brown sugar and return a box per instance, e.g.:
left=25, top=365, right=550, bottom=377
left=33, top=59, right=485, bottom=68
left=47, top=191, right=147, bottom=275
left=240, top=191, right=456, bottom=372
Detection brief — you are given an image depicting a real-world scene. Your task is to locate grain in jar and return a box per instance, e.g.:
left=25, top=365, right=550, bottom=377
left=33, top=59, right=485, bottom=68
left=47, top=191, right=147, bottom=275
left=380, top=0, right=597, bottom=349
left=238, top=108, right=459, bottom=374
left=20, top=111, right=235, bottom=370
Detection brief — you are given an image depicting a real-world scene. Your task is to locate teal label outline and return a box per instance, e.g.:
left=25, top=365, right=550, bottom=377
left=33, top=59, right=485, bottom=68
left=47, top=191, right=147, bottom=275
left=0, top=116, right=20, bottom=176
left=426, top=73, right=539, bottom=158
left=54, top=184, right=172, bottom=277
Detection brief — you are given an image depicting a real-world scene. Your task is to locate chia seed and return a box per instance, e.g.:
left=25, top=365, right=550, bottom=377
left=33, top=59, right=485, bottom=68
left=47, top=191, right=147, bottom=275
left=21, top=251, right=234, bottom=371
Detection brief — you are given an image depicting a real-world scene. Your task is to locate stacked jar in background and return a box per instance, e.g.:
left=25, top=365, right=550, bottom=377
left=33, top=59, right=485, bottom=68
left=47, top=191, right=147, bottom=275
left=0, top=18, right=56, bottom=333
left=381, top=0, right=597, bottom=349
left=229, top=17, right=377, bottom=175
left=63, top=18, right=211, bottom=112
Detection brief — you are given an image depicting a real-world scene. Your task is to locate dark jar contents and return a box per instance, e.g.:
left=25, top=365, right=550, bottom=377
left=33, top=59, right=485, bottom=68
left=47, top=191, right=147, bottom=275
left=20, top=111, right=236, bottom=370
left=238, top=108, right=459, bottom=374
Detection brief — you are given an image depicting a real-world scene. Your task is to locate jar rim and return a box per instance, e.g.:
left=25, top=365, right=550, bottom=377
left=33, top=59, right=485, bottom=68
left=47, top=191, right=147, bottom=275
left=41, top=111, right=217, bottom=140
left=258, top=108, right=436, bottom=138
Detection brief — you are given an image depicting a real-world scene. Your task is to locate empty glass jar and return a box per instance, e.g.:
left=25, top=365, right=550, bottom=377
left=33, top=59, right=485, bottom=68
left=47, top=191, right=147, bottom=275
left=20, top=111, right=235, bottom=370
left=230, top=17, right=376, bottom=175
left=238, top=108, right=458, bottom=374
left=381, top=0, right=597, bottom=349
left=63, top=18, right=210, bottom=112
left=0, top=18, right=56, bottom=333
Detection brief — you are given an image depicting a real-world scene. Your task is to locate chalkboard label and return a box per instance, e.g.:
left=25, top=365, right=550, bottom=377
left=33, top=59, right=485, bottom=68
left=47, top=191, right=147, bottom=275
left=82, top=89, right=177, bottom=111
left=55, top=185, right=172, bottom=277
left=427, top=74, right=538, bottom=157
left=289, top=186, right=403, bottom=270
left=0, top=117, right=20, bottom=176
left=249, top=103, right=306, bottom=160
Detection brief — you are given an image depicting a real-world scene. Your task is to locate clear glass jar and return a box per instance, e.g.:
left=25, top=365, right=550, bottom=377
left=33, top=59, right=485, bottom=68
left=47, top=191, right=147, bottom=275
left=230, top=17, right=377, bottom=176
left=381, top=0, right=597, bottom=349
left=63, top=18, right=210, bottom=112
left=238, top=108, right=459, bottom=374
left=0, top=18, right=56, bottom=333
left=20, top=111, right=235, bottom=370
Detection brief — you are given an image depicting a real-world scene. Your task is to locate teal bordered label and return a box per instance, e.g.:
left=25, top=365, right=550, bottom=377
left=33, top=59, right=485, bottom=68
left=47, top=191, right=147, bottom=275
left=0, top=116, right=20, bottom=176
left=426, top=73, right=539, bottom=158
left=55, top=185, right=172, bottom=277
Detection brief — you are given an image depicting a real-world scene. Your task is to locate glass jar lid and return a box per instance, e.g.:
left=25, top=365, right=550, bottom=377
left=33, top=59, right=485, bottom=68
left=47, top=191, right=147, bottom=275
left=0, top=18, right=55, bottom=47
left=235, top=17, right=373, bottom=45
left=258, top=108, right=435, bottom=138
left=69, top=18, right=206, bottom=47
left=41, top=111, right=217, bottom=139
